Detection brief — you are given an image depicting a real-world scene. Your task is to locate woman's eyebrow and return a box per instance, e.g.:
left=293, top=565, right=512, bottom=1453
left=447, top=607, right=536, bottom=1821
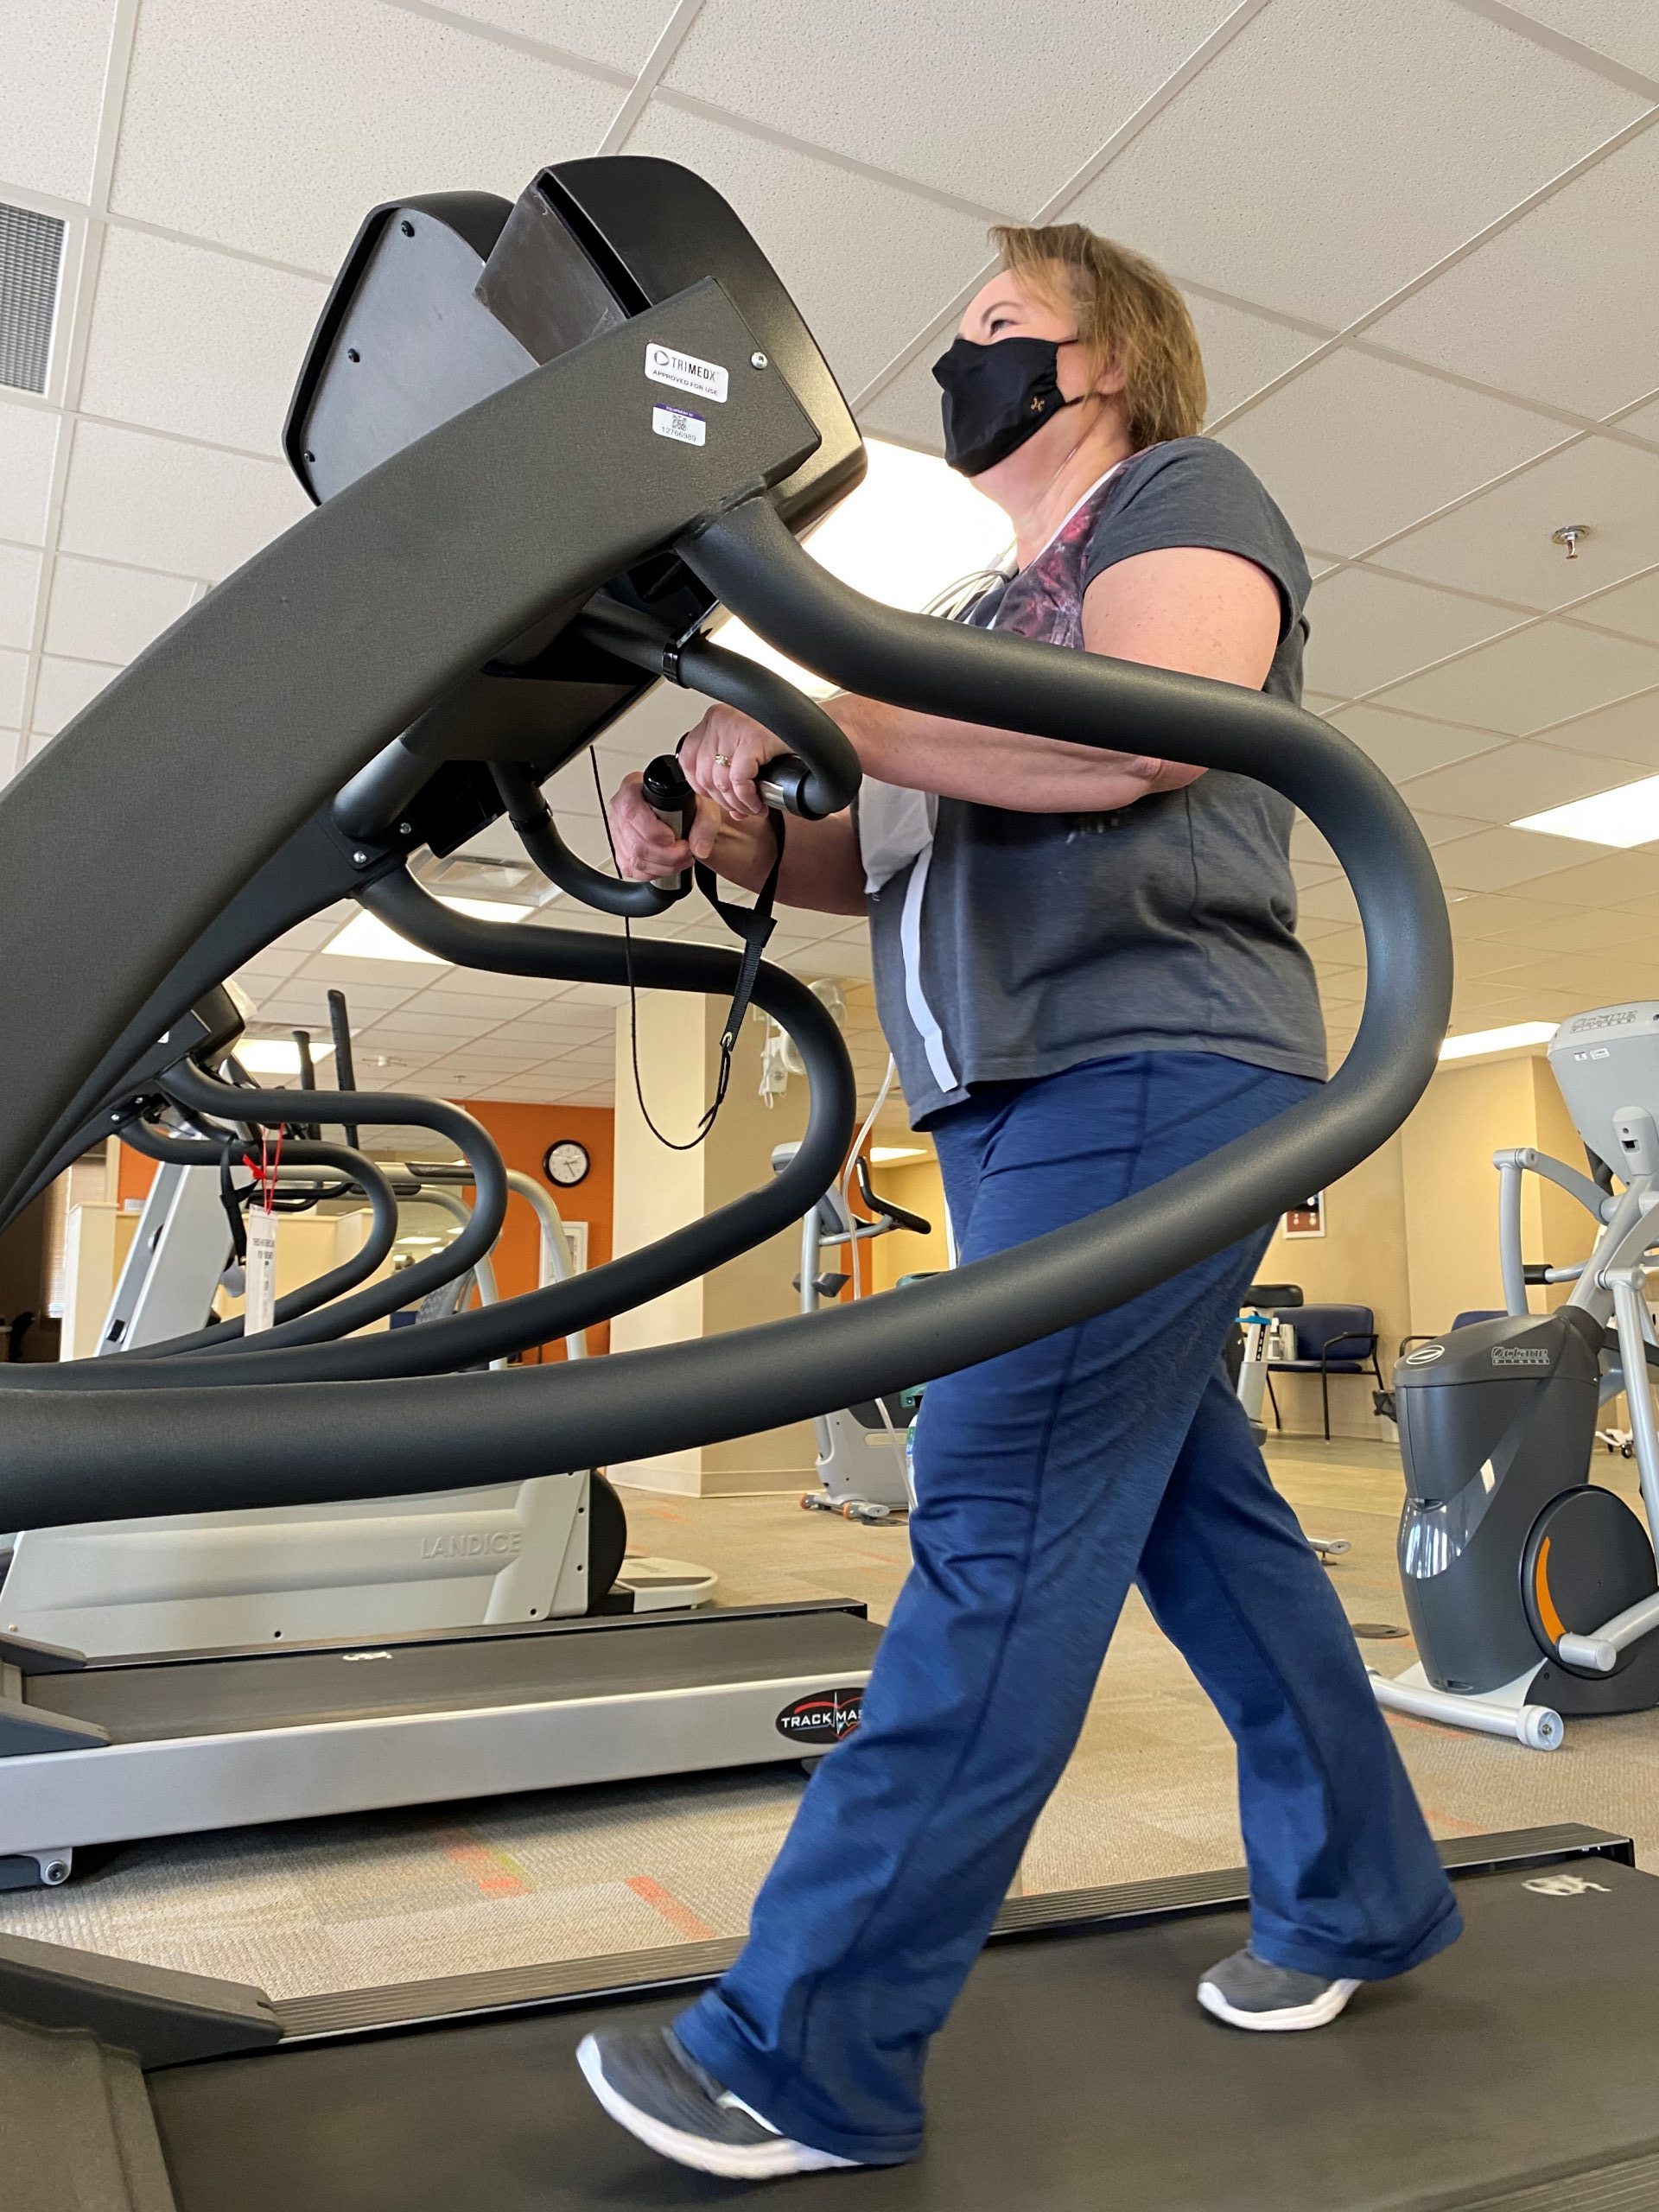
left=976, top=295, right=1025, bottom=320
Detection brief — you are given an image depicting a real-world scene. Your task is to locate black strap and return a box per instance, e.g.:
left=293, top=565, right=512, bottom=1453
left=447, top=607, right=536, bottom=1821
left=218, top=1137, right=252, bottom=1266
left=696, top=807, right=785, bottom=1058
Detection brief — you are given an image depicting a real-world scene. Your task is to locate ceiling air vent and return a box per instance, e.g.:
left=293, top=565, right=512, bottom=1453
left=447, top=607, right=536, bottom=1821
left=0, top=202, right=66, bottom=395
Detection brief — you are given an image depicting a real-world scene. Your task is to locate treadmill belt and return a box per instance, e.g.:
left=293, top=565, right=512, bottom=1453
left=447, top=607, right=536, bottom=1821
left=149, top=1858, right=1659, bottom=2212
left=40, top=1609, right=879, bottom=1742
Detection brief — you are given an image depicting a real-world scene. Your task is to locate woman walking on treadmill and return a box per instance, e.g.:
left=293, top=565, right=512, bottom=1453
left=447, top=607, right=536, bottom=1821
left=580, top=221, right=1459, bottom=2179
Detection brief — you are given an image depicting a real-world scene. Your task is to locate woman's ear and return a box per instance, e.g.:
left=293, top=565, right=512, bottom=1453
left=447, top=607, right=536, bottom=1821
left=1094, top=347, right=1128, bottom=398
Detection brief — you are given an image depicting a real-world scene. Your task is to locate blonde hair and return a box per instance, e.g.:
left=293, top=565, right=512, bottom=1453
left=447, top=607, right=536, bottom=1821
left=990, top=222, right=1207, bottom=450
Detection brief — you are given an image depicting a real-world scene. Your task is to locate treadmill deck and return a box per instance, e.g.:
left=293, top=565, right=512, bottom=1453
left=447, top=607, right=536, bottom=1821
left=141, top=1833, right=1659, bottom=2212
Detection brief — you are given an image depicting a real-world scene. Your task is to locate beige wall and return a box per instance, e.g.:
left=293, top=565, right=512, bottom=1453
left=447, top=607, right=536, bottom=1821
left=1400, top=1053, right=1598, bottom=1338
left=1249, top=1047, right=1600, bottom=1438
left=870, top=1154, right=950, bottom=1291
left=1255, top=1135, right=1408, bottom=1440
left=609, top=995, right=819, bottom=1494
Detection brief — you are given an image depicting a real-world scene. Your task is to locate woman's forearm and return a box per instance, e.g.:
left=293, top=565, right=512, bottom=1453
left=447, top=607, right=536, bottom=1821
left=828, top=693, right=1198, bottom=813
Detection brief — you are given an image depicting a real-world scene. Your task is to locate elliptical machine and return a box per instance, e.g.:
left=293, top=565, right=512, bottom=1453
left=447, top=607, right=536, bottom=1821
left=1372, top=1003, right=1659, bottom=1750
left=772, top=1141, right=933, bottom=1522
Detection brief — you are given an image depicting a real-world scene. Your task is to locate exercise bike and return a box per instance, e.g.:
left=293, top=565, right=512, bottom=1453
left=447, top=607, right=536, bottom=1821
left=773, top=1141, right=933, bottom=1523
left=1372, top=1001, right=1659, bottom=1750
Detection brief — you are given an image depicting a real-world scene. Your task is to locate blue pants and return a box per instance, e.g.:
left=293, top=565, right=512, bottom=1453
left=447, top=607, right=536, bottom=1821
left=677, top=1052, right=1460, bottom=2165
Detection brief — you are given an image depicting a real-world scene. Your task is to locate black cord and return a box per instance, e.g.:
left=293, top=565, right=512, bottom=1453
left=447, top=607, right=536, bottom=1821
left=589, top=750, right=728, bottom=1153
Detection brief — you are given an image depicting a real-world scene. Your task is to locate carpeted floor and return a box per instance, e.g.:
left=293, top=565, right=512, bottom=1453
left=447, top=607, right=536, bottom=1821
left=2, top=1436, right=1654, bottom=1999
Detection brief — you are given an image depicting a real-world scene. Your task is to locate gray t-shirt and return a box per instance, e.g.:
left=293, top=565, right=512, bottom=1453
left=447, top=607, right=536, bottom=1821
left=860, top=437, right=1326, bottom=1126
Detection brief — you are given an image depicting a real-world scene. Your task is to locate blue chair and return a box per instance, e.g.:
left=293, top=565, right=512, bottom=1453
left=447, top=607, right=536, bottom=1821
left=1264, top=1303, right=1384, bottom=1440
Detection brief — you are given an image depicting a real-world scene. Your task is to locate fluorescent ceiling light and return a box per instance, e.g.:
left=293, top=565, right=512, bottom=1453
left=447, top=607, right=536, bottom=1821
left=1439, top=1021, right=1558, bottom=1062
left=323, top=895, right=531, bottom=964
left=715, top=439, right=1010, bottom=698
left=1512, top=775, right=1659, bottom=849
left=870, top=1146, right=926, bottom=1163
left=235, top=1037, right=337, bottom=1076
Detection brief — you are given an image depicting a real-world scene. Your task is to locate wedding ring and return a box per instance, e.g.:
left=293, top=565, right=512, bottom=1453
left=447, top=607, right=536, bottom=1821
left=715, top=752, right=732, bottom=766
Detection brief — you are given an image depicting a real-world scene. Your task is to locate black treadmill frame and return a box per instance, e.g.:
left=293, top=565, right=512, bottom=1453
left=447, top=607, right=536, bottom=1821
left=0, top=1824, right=1646, bottom=2212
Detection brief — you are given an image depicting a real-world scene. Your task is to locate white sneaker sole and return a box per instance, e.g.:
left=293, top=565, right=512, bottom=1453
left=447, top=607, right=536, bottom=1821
left=1196, top=1975, right=1360, bottom=2032
left=576, top=2035, right=861, bottom=2180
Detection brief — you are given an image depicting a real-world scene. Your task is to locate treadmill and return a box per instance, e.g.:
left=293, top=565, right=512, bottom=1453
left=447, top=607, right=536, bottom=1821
left=3, top=155, right=1656, bottom=2208
left=10, top=1826, right=1659, bottom=2212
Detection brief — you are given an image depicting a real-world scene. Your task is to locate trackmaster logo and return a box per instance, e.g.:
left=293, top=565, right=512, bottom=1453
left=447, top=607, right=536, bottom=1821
left=776, top=1689, right=864, bottom=1745
left=1491, top=1347, right=1551, bottom=1369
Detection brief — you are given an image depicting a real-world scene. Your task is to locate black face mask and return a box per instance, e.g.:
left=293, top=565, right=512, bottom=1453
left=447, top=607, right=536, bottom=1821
left=931, top=334, right=1081, bottom=476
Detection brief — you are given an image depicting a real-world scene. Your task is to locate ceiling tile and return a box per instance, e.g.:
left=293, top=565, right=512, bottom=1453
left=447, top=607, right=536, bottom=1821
left=1493, top=905, right=1654, bottom=954
left=0, top=652, right=27, bottom=728
left=663, top=0, right=1238, bottom=209
left=1559, top=564, right=1659, bottom=645
left=43, top=556, right=195, bottom=663
left=1447, top=891, right=1579, bottom=939
left=1501, top=1, right=1659, bottom=75
left=2, top=0, right=117, bottom=201
left=30, top=655, right=119, bottom=738
left=1303, top=567, right=1520, bottom=698
left=858, top=351, right=944, bottom=456
left=1400, top=738, right=1649, bottom=822
left=58, top=418, right=308, bottom=576
left=1059, top=0, right=1642, bottom=325
left=1328, top=702, right=1499, bottom=781
left=1364, top=127, right=1659, bottom=418
left=1380, top=435, right=1659, bottom=609
left=1523, top=947, right=1659, bottom=1000
left=417, top=0, right=677, bottom=72
left=110, top=0, right=619, bottom=270
left=1188, top=296, right=1328, bottom=421
left=0, top=401, right=62, bottom=547
left=1446, top=935, right=1541, bottom=978
left=623, top=101, right=994, bottom=397
left=0, top=546, right=42, bottom=652
left=1504, top=844, right=1659, bottom=907
left=80, top=228, right=329, bottom=456
left=1619, top=394, right=1659, bottom=442
left=1433, top=823, right=1608, bottom=891
left=1297, top=876, right=1361, bottom=927
left=1411, top=808, right=1489, bottom=848
left=1529, top=683, right=1659, bottom=766
left=1222, top=350, right=1560, bottom=559
left=1376, top=620, right=1659, bottom=735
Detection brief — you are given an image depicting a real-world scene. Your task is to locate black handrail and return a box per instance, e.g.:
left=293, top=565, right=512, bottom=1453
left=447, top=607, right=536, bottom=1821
left=3, top=874, right=858, bottom=1392
left=110, top=1126, right=401, bottom=1352
left=0, top=502, right=1450, bottom=1522
left=154, top=1062, right=507, bottom=1351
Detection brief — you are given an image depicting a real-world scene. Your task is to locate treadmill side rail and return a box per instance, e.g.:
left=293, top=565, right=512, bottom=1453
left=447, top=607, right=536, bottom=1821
left=0, top=2021, right=177, bottom=2212
left=0, top=1628, right=91, bottom=1674
left=0, top=1925, right=280, bottom=2066
left=0, top=1688, right=109, bottom=1755
left=0, top=1662, right=877, bottom=1855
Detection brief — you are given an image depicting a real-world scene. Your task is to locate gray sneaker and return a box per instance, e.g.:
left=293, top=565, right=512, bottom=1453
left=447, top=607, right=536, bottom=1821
left=1197, top=1948, right=1360, bottom=2031
left=576, top=2026, right=862, bottom=2180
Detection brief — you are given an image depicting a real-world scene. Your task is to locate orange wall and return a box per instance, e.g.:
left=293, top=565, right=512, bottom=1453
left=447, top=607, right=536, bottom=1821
left=117, top=1144, right=158, bottom=1205
left=454, top=1100, right=615, bottom=1357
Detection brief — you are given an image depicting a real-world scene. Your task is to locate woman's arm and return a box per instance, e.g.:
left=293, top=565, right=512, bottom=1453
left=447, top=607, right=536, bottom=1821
left=690, top=543, right=1283, bottom=822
